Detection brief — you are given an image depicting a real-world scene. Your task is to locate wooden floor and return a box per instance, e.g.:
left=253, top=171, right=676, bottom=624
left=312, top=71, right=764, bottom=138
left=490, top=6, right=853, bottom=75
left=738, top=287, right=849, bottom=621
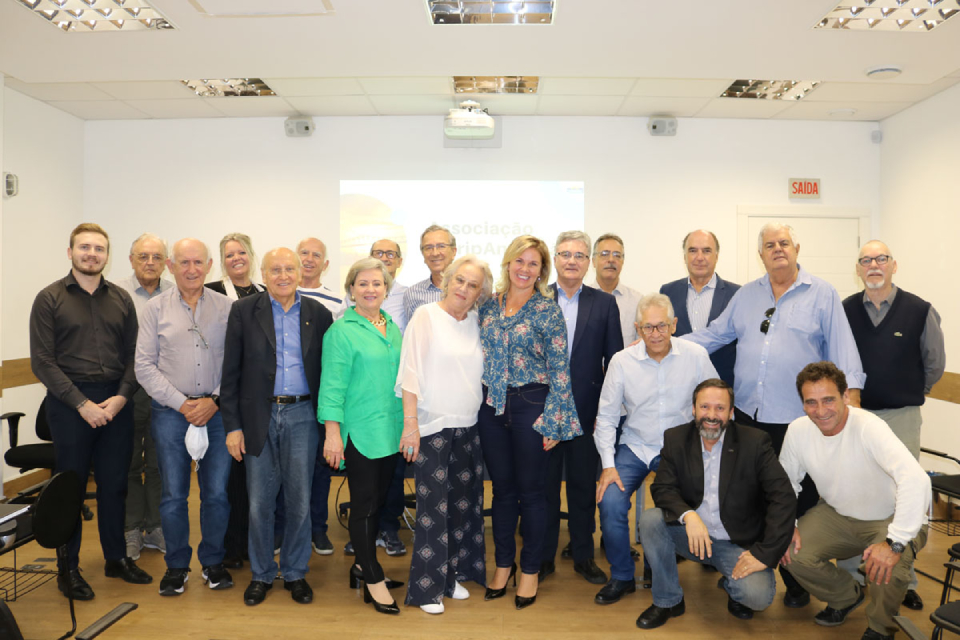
left=1, top=477, right=953, bottom=640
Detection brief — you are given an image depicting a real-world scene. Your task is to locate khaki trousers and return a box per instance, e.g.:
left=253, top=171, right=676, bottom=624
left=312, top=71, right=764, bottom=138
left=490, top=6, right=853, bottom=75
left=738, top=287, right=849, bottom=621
left=785, top=502, right=928, bottom=636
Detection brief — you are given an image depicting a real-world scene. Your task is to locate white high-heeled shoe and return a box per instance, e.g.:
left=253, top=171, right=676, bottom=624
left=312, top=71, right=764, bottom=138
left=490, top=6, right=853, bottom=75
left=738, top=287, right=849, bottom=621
left=451, top=582, right=470, bottom=600
left=420, top=602, right=444, bottom=614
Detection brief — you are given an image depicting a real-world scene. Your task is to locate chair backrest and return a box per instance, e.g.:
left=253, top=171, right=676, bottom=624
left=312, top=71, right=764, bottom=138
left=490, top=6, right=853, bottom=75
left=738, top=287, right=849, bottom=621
left=32, top=471, right=81, bottom=550
left=35, top=398, right=52, bottom=442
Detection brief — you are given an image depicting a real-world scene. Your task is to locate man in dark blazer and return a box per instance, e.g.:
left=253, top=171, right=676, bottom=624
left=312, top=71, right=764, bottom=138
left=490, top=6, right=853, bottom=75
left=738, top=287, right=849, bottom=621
left=542, top=231, right=624, bottom=585
left=635, top=379, right=796, bottom=630
left=659, top=230, right=739, bottom=386
left=221, top=247, right=333, bottom=607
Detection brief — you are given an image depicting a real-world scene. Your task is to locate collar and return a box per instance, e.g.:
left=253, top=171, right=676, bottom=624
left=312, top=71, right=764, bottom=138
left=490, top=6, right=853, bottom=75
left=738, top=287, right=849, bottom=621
left=269, top=290, right=302, bottom=313
left=861, top=283, right=898, bottom=307
left=759, top=264, right=811, bottom=292
left=687, top=272, right=718, bottom=292
left=634, top=336, right=677, bottom=362
left=556, top=282, right=584, bottom=301
left=64, top=270, right=107, bottom=292
left=700, top=429, right=727, bottom=455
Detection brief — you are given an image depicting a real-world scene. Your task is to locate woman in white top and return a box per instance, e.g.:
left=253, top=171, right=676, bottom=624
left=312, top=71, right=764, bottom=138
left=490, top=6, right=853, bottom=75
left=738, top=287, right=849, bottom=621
left=396, top=255, right=493, bottom=615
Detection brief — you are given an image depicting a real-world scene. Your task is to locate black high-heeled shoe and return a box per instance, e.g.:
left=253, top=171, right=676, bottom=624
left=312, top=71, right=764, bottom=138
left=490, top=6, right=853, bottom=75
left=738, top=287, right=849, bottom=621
left=484, top=563, right=517, bottom=601
left=363, top=584, right=400, bottom=615
left=349, top=565, right=404, bottom=590
left=515, top=571, right=539, bottom=610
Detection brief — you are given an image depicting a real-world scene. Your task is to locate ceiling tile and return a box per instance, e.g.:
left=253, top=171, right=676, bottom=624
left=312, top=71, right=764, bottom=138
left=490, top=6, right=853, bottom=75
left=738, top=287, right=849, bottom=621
left=91, top=81, right=198, bottom=100
left=358, top=77, right=451, bottom=95
left=538, top=78, right=636, bottom=96
left=629, top=78, right=733, bottom=98
left=694, top=99, right=794, bottom=119
left=265, top=78, right=366, bottom=97
left=367, top=95, right=457, bottom=115
left=617, top=96, right=712, bottom=117
left=805, top=80, right=958, bottom=103
left=286, top=95, right=378, bottom=116
left=772, top=101, right=914, bottom=121
left=467, top=94, right=539, bottom=115
left=47, top=100, right=149, bottom=120
left=536, top=95, right=625, bottom=116
left=5, top=80, right=113, bottom=102
left=206, top=96, right=300, bottom=117
left=124, top=99, right=224, bottom=119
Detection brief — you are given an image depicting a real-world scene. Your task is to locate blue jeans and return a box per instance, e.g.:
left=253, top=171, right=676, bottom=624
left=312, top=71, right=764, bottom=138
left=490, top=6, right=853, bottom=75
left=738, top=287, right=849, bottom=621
left=151, top=402, right=231, bottom=569
left=274, top=446, right=332, bottom=538
left=638, top=507, right=776, bottom=611
left=245, top=400, right=319, bottom=582
left=598, top=444, right=659, bottom=581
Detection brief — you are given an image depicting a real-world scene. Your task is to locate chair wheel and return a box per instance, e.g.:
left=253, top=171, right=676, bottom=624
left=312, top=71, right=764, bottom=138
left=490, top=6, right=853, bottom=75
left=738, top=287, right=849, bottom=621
left=81, top=505, right=94, bottom=521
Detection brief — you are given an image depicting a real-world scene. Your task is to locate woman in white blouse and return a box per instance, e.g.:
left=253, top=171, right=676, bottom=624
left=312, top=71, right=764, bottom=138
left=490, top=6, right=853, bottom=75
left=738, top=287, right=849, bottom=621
left=396, top=255, right=493, bottom=615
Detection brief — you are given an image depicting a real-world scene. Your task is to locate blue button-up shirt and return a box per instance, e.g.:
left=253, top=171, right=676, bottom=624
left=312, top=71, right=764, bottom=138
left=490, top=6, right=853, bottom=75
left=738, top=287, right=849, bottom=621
left=685, top=273, right=717, bottom=333
left=271, top=292, right=310, bottom=396
left=556, top=283, right=582, bottom=358
left=694, top=431, right=731, bottom=540
left=683, top=265, right=865, bottom=424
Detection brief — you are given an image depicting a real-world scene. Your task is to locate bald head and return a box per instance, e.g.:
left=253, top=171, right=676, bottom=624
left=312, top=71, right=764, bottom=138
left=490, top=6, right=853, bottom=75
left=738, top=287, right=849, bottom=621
left=172, top=238, right=209, bottom=263
left=262, top=247, right=301, bottom=306
left=857, top=239, right=897, bottom=293
left=297, top=237, right=328, bottom=288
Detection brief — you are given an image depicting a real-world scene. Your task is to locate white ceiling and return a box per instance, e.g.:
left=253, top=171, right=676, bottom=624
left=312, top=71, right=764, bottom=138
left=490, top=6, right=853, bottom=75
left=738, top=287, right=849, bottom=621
left=1, top=0, right=959, bottom=121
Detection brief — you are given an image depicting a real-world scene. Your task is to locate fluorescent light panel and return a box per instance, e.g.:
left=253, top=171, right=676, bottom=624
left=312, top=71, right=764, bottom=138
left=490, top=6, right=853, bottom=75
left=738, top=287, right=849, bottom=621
left=721, top=80, right=821, bottom=101
left=13, top=0, right=174, bottom=31
left=453, top=76, right=539, bottom=93
left=428, top=1, right=554, bottom=24
left=815, top=0, right=960, bottom=31
left=181, top=79, right=277, bottom=97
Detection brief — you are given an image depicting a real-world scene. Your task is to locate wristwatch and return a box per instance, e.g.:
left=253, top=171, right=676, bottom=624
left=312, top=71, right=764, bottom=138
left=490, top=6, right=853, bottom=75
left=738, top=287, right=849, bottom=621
left=885, top=538, right=905, bottom=554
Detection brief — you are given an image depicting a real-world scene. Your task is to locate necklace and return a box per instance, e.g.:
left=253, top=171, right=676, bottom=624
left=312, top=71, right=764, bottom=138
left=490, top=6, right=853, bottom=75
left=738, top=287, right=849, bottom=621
left=360, top=311, right=385, bottom=327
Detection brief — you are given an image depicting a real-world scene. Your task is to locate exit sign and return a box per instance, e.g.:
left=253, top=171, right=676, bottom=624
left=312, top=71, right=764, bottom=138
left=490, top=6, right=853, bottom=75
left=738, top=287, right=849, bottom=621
left=789, top=178, right=821, bottom=199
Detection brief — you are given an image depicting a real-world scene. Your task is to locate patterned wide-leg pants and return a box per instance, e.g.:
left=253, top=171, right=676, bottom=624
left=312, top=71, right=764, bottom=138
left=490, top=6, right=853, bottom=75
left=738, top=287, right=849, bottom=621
left=405, top=425, right=486, bottom=606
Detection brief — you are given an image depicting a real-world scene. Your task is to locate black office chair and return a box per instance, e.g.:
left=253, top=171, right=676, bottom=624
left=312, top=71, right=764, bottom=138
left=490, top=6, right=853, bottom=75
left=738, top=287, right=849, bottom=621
left=922, top=447, right=960, bottom=535
left=896, top=542, right=960, bottom=640
left=2, top=401, right=93, bottom=521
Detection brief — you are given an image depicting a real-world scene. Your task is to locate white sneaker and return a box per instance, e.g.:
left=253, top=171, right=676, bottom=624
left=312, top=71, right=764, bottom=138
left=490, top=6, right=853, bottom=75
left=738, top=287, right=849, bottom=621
left=451, top=582, right=470, bottom=600
left=420, top=603, right=444, bottom=614
left=143, top=527, right=166, bottom=554
left=124, top=529, right=143, bottom=561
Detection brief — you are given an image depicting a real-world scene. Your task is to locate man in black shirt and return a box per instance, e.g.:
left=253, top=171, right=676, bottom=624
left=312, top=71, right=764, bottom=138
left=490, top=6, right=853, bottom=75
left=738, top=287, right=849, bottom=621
left=29, top=223, right=153, bottom=601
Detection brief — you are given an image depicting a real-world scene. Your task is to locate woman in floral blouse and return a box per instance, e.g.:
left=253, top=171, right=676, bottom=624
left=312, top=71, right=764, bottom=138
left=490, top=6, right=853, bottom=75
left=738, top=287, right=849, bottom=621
left=477, top=234, right=581, bottom=610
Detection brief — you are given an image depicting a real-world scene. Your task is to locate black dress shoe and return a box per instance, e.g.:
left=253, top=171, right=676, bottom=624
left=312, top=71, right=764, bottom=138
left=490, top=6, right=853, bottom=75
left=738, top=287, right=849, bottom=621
left=783, top=585, right=811, bottom=608
left=538, top=560, right=555, bottom=581
left=58, top=569, right=95, bottom=601
left=902, top=589, right=923, bottom=610
left=814, top=584, right=864, bottom=627
left=363, top=585, right=399, bottom=614
left=222, top=555, right=244, bottom=570
left=574, top=558, right=608, bottom=585
left=861, top=628, right=894, bottom=640
left=561, top=542, right=572, bottom=559
left=243, top=580, right=272, bottom=606
left=104, top=557, right=153, bottom=584
left=727, top=596, right=754, bottom=619
left=594, top=578, right=636, bottom=605
left=636, top=598, right=685, bottom=629
left=284, top=579, right=313, bottom=604
left=515, top=593, right=537, bottom=610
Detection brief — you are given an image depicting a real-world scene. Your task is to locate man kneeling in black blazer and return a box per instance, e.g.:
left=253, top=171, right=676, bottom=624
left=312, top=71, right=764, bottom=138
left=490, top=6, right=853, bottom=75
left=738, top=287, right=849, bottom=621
left=635, top=379, right=796, bottom=630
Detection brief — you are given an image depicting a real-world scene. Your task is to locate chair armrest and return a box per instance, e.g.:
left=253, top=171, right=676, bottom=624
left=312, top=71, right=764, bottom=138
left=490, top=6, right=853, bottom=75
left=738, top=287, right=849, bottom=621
left=921, top=447, right=960, bottom=467
left=0, top=412, right=24, bottom=448
left=893, top=615, right=928, bottom=640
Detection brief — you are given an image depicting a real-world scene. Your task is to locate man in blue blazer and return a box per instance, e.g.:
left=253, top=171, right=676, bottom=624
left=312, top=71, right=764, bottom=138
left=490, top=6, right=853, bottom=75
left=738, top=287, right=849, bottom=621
left=659, top=230, right=739, bottom=386
left=543, top=231, right=624, bottom=585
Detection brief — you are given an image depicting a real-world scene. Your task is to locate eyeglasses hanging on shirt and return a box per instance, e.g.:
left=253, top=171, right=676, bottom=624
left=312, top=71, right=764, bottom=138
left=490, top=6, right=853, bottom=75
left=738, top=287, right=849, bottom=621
left=189, top=324, right=209, bottom=349
left=760, top=307, right=775, bottom=334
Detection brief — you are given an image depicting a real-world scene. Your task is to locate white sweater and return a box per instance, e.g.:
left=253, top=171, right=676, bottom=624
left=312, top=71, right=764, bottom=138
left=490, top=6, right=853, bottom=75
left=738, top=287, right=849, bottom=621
left=779, top=406, right=930, bottom=545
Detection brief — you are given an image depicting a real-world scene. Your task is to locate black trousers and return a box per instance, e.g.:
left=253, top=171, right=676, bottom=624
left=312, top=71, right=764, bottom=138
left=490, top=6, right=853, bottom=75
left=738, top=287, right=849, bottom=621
left=543, top=431, right=599, bottom=564
left=46, top=381, right=133, bottom=570
left=345, top=440, right=398, bottom=584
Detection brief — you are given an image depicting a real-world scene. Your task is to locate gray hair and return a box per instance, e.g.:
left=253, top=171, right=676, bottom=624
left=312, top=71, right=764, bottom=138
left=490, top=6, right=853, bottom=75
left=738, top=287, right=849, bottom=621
left=757, top=223, right=799, bottom=253
left=344, top=257, right=394, bottom=302
left=593, top=233, right=624, bottom=255
left=420, top=224, right=456, bottom=249
left=555, top=230, right=592, bottom=252
left=635, top=293, right=675, bottom=325
left=441, top=255, right=494, bottom=311
left=129, top=233, right=168, bottom=258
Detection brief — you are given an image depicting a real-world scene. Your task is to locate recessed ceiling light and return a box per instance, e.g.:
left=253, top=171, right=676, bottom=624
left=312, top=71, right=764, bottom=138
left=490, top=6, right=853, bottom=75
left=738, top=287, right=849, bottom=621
left=181, top=79, right=277, bottom=98
left=815, top=0, right=960, bottom=31
left=828, top=107, right=859, bottom=117
left=865, top=65, right=903, bottom=79
left=13, top=0, right=175, bottom=31
left=427, top=0, right=555, bottom=24
left=453, top=76, right=539, bottom=93
left=720, top=79, right=821, bottom=101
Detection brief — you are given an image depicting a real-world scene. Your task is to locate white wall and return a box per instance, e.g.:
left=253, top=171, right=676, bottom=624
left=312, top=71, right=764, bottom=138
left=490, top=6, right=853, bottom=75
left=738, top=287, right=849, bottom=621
left=880, top=82, right=960, bottom=473
left=1, top=87, right=85, bottom=482
left=84, top=116, right=881, bottom=295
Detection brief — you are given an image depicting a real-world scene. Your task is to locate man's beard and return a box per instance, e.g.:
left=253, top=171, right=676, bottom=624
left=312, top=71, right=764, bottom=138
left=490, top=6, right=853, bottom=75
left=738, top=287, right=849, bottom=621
left=73, top=257, right=105, bottom=276
left=697, top=415, right=729, bottom=442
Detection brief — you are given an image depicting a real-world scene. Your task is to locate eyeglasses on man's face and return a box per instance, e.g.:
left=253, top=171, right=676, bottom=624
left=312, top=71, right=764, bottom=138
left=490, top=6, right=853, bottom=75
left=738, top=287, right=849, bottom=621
left=372, top=250, right=398, bottom=259
left=858, top=254, right=891, bottom=267
left=640, top=323, right=670, bottom=336
left=556, top=251, right=589, bottom=263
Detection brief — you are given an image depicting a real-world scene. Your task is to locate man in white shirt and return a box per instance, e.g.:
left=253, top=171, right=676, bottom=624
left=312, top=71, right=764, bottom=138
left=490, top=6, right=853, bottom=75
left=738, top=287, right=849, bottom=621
left=591, top=233, right=642, bottom=346
left=593, top=294, right=717, bottom=606
left=296, top=237, right=343, bottom=317
left=779, top=361, right=930, bottom=640
left=370, top=238, right=408, bottom=332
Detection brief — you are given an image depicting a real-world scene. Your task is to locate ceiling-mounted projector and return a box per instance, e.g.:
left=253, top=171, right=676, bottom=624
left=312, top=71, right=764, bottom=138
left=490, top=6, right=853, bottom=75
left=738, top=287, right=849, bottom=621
left=444, top=100, right=495, bottom=140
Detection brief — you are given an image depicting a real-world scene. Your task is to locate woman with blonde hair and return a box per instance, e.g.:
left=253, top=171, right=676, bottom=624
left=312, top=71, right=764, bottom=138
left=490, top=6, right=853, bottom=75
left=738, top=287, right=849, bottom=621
left=206, top=233, right=263, bottom=300
left=476, top=235, right=580, bottom=610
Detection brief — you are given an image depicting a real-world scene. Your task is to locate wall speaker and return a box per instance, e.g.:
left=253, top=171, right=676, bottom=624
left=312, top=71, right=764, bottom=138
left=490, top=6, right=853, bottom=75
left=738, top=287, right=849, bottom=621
left=3, top=173, right=17, bottom=198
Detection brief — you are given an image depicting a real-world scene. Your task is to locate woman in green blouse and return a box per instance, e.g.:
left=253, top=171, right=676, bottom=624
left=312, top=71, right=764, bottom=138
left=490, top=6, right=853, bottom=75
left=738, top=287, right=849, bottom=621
left=318, top=257, right=403, bottom=615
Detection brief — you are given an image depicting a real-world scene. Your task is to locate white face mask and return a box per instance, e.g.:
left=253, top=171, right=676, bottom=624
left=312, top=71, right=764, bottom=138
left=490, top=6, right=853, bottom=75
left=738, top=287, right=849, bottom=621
left=185, top=424, right=209, bottom=462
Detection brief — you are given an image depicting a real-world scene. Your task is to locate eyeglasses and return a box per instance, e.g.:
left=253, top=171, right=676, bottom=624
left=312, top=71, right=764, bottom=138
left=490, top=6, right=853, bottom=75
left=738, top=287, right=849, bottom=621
left=596, top=250, right=624, bottom=260
left=858, top=254, right=891, bottom=267
left=640, top=323, right=670, bottom=335
left=135, top=253, right=164, bottom=263
left=189, top=324, right=209, bottom=349
left=421, top=243, right=450, bottom=253
left=760, top=307, right=775, bottom=334
left=371, top=250, right=398, bottom=259
left=556, top=251, right=589, bottom=262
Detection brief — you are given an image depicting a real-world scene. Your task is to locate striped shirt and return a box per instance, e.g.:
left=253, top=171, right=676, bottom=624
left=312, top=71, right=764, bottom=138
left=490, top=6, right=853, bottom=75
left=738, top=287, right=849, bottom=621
left=685, top=273, right=717, bottom=333
left=299, top=284, right=345, bottom=319
left=403, top=276, right=443, bottom=323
